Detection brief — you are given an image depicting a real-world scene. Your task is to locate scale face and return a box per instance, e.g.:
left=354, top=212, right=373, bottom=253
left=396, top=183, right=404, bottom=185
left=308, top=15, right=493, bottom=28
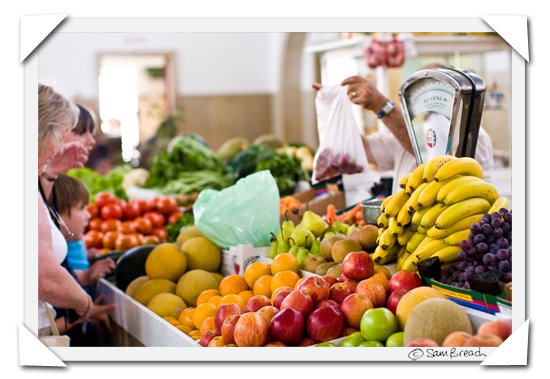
left=398, top=68, right=485, bottom=165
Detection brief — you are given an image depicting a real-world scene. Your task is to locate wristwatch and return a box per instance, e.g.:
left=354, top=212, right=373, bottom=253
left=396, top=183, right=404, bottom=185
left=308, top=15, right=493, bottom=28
left=377, top=101, right=395, bottom=119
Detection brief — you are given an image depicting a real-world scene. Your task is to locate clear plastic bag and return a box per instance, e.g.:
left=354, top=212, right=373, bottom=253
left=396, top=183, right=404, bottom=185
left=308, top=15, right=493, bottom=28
left=312, top=85, right=369, bottom=184
left=193, top=170, right=280, bottom=249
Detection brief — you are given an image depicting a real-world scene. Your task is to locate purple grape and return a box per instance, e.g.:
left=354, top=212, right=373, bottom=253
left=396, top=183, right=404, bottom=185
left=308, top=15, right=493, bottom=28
left=502, top=222, right=511, bottom=233
left=502, top=273, right=512, bottom=283
left=499, top=260, right=511, bottom=273
left=493, top=227, right=504, bottom=238
left=483, top=253, right=496, bottom=265
left=499, top=208, right=509, bottom=215
left=491, top=218, right=502, bottom=228
left=463, top=281, right=471, bottom=289
left=480, top=218, right=489, bottom=225
left=507, top=246, right=512, bottom=255
left=491, top=212, right=501, bottom=219
left=497, top=238, right=509, bottom=249
left=470, top=223, right=481, bottom=234
left=481, top=224, right=493, bottom=235
left=467, top=248, right=478, bottom=258
left=458, top=273, right=466, bottom=282
left=485, top=235, right=495, bottom=244
left=459, top=240, right=471, bottom=251
left=506, top=232, right=512, bottom=242
left=496, top=249, right=510, bottom=260
left=477, top=242, right=489, bottom=254
left=456, top=261, right=467, bottom=271
left=503, top=212, right=512, bottom=223
left=483, top=213, right=492, bottom=220
left=475, top=266, right=486, bottom=274
left=473, top=234, right=486, bottom=244
left=458, top=250, right=467, bottom=261
left=451, top=281, right=460, bottom=287
left=489, top=243, right=499, bottom=254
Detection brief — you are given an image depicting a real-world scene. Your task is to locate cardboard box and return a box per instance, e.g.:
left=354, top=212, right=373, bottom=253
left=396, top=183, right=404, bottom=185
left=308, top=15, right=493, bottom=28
left=281, top=185, right=346, bottom=224
left=221, top=245, right=269, bottom=277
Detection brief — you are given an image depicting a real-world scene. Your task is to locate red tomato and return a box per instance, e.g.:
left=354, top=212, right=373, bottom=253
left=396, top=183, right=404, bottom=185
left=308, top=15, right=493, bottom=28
left=133, top=199, right=153, bottom=214
left=123, top=202, right=141, bottom=220
left=101, top=203, right=123, bottom=220
left=153, top=228, right=168, bottom=242
left=86, top=204, right=99, bottom=219
left=115, top=234, right=140, bottom=251
left=102, top=231, right=120, bottom=250
left=141, top=235, right=160, bottom=245
left=84, top=230, right=104, bottom=249
left=101, top=219, right=122, bottom=233
left=88, top=218, right=104, bottom=231
left=94, top=192, right=116, bottom=208
left=144, top=212, right=166, bottom=228
left=133, top=217, right=153, bottom=235
left=168, top=211, right=183, bottom=225
left=118, top=221, right=137, bottom=235
left=155, top=197, right=179, bottom=215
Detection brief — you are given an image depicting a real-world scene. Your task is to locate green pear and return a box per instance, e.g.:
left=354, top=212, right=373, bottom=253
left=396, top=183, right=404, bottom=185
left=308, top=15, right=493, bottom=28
left=310, top=239, right=321, bottom=256
left=268, top=239, right=279, bottom=259
left=323, top=231, right=336, bottom=239
left=329, top=221, right=350, bottom=235
left=281, top=220, right=296, bottom=240
left=301, top=210, right=328, bottom=238
left=296, top=247, right=310, bottom=267
left=288, top=245, right=300, bottom=258
left=290, top=226, right=315, bottom=249
left=276, top=231, right=284, bottom=243
left=278, top=238, right=290, bottom=254
left=346, top=224, right=358, bottom=236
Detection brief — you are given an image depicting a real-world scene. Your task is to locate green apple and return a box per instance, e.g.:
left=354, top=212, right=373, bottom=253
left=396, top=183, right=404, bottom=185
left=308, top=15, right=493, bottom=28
left=339, top=331, right=365, bottom=347
left=385, top=332, right=404, bottom=347
left=315, top=341, right=337, bottom=347
left=359, top=340, right=384, bottom=347
left=360, top=307, right=398, bottom=342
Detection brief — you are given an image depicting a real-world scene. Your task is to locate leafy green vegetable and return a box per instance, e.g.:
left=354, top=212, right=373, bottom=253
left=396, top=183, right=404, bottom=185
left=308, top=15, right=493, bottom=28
left=158, top=171, right=235, bottom=195
left=166, top=212, right=195, bottom=242
left=228, top=144, right=276, bottom=178
left=256, top=152, right=308, bottom=196
left=67, top=167, right=128, bottom=202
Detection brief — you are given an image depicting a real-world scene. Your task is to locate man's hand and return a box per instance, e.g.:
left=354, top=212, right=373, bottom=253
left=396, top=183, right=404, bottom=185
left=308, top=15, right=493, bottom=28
left=45, top=141, right=89, bottom=176
left=341, top=76, right=388, bottom=113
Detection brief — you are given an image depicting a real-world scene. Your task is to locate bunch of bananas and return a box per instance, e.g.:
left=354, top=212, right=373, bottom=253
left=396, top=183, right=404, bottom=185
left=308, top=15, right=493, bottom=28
left=372, top=155, right=509, bottom=272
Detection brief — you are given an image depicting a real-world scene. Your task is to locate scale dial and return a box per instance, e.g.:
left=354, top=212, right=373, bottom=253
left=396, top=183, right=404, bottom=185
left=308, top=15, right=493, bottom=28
left=403, top=78, right=456, bottom=121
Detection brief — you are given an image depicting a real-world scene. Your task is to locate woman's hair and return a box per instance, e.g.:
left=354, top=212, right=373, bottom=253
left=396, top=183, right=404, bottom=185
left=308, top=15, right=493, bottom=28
left=72, top=104, right=97, bottom=135
left=50, top=174, right=89, bottom=216
left=38, top=84, right=79, bottom=157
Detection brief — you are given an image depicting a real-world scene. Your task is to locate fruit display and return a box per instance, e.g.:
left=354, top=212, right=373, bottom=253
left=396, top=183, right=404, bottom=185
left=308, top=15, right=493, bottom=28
left=372, top=155, right=506, bottom=273
left=83, top=191, right=183, bottom=252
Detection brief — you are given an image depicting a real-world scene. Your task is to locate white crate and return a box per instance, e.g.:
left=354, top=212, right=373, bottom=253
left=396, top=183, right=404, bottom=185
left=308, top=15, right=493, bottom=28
left=221, top=245, right=269, bottom=276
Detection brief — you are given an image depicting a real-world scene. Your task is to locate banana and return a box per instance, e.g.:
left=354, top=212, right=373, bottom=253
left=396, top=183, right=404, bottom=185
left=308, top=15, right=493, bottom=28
left=414, top=238, right=448, bottom=261
left=397, top=197, right=414, bottom=226
left=399, top=173, right=409, bottom=189
left=376, top=227, right=385, bottom=245
left=414, top=236, right=434, bottom=252
left=436, top=175, right=484, bottom=203
left=379, top=227, right=397, bottom=250
left=426, top=213, right=484, bottom=239
left=435, top=198, right=491, bottom=230
left=408, top=182, right=430, bottom=212
left=405, top=163, right=427, bottom=194
left=444, top=229, right=471, bottom=246
left=443, top=180, right=499, bottom=206
left=411, top=205, right=433, bottom=228
left=377, top=212, right=389, bottom=228
left=423, top=155, right=456, bottom=182
left=400, top=250, right=421, bottom=272
left=420, top=203, right=448, bottom=229
left=416, top=179, right=449, bottom=209
left=380, top=195, right=393, bottom=213
left=397, top=227, right=415, bottom=246
left=434, top=157, right=484, bottom=182
left=431, top=246, right=462, bottom=265
left=417, top=225, right=427, bottom=234
left=406, top=232, right=427, bottom=253
left=384, top=190, right=410, bottom=218
left=488, top=196, right=510, bottom=214
left=388, top=216, right=404, bottom=236
left=396, top=246, right=411, bottom=270
left=373, top=244, right=400, bottom=265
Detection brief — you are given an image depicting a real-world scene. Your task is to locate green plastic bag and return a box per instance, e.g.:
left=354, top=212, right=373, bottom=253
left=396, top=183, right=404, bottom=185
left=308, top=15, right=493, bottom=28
left=193, top=170, right=281, bottom=249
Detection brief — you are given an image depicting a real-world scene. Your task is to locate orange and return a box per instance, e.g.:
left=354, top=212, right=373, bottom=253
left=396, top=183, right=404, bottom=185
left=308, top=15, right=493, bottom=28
left=207, top=295, right=222, bottom=309
left=188, top=329, right=201, bottom=340
left=369, top=273, right=390, bottom=292
left=208, top=336, right=226, bottom=347
left=270, top=253, right=299, bottom=275
left=163, top=316, right=181, bottom=327
left=176, top=324, right=194, bottom=334
left=244, top=261, right=271, bottom=288
left=271, top=286, right=294, bottom=304
left=219, top=293, right=246, bottom=310
left=192, top=303, right=217, bottom=329
left=219, top=274, right=249, bottom=296
left=199, top=316, right=216, bottom=336
left=178, top=307, right=195, bottom=328
left=270, top=270, right=300, bottom=293
left=196, top=289, right=221, bottom=305
left=238, top=290, right=254, bottom=306
left=253, top=274, right=273, bottom=298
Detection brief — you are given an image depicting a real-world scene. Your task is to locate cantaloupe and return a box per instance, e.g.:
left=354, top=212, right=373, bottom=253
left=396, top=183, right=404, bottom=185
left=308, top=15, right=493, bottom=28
left=176, top=269, right=219, bottom=307
left=145, top=243, right=187, bottom=281
left=133, top=278, right=177, bottom=306
left=395, top=286, right=448, bottom=330
left=176, top=226, right=205, bottom=248
left=147, top=293, right=187, bottom=319
left=125, top=275, right=150, bottom=297
left=403, top=298, right=473, bottom=345
left=181, top=237, right=221, bottom=272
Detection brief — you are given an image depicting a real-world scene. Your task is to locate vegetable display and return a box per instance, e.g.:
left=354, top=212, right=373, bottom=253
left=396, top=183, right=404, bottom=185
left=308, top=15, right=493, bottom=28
left=68, top=166, right=129, bottom=202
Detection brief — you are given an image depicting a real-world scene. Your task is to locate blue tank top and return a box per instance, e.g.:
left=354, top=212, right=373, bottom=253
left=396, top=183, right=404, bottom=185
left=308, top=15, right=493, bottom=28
left=66, top=239, right=90, bottom=271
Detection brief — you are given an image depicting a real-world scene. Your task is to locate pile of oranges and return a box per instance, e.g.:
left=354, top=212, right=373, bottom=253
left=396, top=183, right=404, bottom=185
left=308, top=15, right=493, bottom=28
left=163, top=252, right=304, bottom=343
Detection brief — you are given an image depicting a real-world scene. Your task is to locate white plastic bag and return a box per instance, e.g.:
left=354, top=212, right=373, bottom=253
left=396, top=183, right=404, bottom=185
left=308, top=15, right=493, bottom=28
left=312, top=85, right=369, bottom=184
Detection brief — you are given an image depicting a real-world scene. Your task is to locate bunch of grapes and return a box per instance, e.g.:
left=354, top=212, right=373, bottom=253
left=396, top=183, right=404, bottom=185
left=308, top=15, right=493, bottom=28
left=441, top=208, right=512, bottom=289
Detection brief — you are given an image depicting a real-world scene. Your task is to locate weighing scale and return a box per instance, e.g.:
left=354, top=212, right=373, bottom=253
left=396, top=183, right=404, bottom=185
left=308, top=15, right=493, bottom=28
left=398, top=67, right=486, bottom=165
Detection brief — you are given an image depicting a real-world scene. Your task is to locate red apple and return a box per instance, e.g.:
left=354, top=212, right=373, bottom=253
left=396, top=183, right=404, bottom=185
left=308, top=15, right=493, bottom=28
left=244, top=295, right=272, bottom=313
left=280, top=290, right=314, bottom=317
left=385, top=288, right=409, bottom=315
left=299, top=337, right=316, bottom=347
left=405, top=338, right=439, bottom=347
left=316, top=299, right=340, bottom=310
left=272, top=287, right=294, bottom=309
left=388, top=271, right=423, bottom=294
left=306, top=306, right=345, bottom=342
left=329, top=281, right=356, bottom=304
left=340, top=293, right=374, bottom=328
left=463, top=334, right=503, bottom=347
left=257, top=305, right=279, bottom=325
left=296, top=276, right=330, bottom=305
left=322, top=274, right=338, bottom=287
left=199, top=329, right=217, bottom=347
left=220, top=314, right=241, bottom=345
left=442, top=331, right=473, bottom=347
left=269, top=307, right=305, bottom=346
left=342, top=251, right=375, bottom=281
left=233, top=312, right=268, bottom=347
left=356, top=278, right=387, bottom=308
left=338, top=274, right=358, bottom=286
left=215, top=303, right=241, bottom=335
left=476, top=320, right=512, bottom=341
left=265, top=341, right=286, bottom=347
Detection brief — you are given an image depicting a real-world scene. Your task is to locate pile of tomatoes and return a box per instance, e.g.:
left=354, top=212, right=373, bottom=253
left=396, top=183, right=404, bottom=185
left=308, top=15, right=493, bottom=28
left=83, top=192, right=182, bottom=252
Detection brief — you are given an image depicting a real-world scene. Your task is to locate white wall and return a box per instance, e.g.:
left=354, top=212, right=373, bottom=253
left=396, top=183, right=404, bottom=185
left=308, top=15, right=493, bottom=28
left=38, top=32, right=286, bottom=98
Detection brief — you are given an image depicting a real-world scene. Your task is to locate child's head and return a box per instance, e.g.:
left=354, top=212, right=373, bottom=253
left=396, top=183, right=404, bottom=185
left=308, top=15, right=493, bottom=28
left=50, top=174, right=90, bottom=240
